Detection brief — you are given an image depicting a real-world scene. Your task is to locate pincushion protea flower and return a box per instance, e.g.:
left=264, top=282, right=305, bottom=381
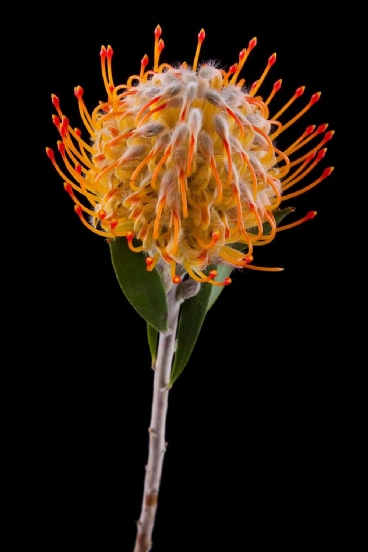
left=47, top=25, right=333, bottom=286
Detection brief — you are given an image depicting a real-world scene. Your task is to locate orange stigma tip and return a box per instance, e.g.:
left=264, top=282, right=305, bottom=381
left=274, top=79, right=282, bottom=91
left=98, top=210, right=106, bottom=219
left=198, top=28, right=205, bottom=41
left=323, top=130, right=335, bottom=142
left=145, top=257, right=154, bottom=266
left=57, top=141, right=65, bottom=154
left=250, top=80, right=259, bottom=92
left=238, top=49, right=246, bottom=60
left=295, top=86, right=305, bottom=97
left=307, top=152, right=317, bottom=162
left=52, top=115, right=60, bottom=127
left=46, top=147, right=54, bottom=160
left=126, top=231, right=134, bottom=240
left=106, top=45, right=113, bottom=57
left=74, top=128, right=82, bottom=137
left=268, top=53, right=277, bottom=65
left=228, top=63, right=238, bottom=74
left=224, top=277, right=232, bottom=285
left=306, top=211, right=317, bottom=220
left=63, top=183, right=72, bottom=194
left=317, top=124, right=328, bottom=134
left=305, top=125, right=315, bottom=135
left=248, top=37, right=257, bottom=49
left=245, top=256, right=252, bottom=263
left=74, top=86, right=84, bottom=98
left=75, top=164, right=82, bottom=174
left=322, top=167, right=334, bottom=178
left=209, top=270, right=217, bottom=278
left=74, top=205, right=82, bottom=216
left=158, top=39, right=165, bottom=52
left=51, top=94, right=60, bottom=108
left=154, top=25, right=162, bottom=38
left=173, top=275, right=181, bottom=284
left=100, top=46, right=107, bottom=58
left=141, top=54, right=149, bottom=67
left=310, top=92, right=321, bottom=104
left=317, top=148, right=327, bottom=160
left=110, top=220, right=118, bottom=229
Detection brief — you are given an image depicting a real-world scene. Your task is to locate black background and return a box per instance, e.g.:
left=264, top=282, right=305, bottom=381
left=9, top=2, right=361, bottom=551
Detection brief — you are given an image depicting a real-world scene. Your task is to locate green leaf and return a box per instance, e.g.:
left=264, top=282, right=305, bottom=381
left=147, top=323, right=158, bottom=367
left=248, top=206, right=295, bottom=236
left=110, top=237, right=168, bottom=332
left=170, top=279, right=213, bottom=385
left=207, top=208, right=295, bottom=312
left=206, top=264, right=233, bottom=312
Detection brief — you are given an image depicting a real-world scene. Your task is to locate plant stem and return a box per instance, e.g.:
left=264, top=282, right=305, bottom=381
left=133, top=291, right=180, bottom=552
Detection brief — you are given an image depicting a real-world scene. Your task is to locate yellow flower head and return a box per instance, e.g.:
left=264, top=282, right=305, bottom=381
left=47, top=26, right=334, bottom=285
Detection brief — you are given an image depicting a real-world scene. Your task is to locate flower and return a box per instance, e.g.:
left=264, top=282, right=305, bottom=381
left=47, top=26, right=333, bottom=286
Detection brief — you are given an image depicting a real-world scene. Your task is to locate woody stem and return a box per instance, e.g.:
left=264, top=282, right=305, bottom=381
left=133, top=289, right=180, bottom=552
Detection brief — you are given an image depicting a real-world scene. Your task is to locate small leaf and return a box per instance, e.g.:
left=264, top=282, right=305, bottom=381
left=207, top=208, right=295, bottom=312
left=110, top=237, right=168, bottom=332
left=206, top=264, right=233, bottom=312
left=170, top=279, right=213, bottom=385
left=248, top=206, right=295, bottom=236
left=147, top=323, right=158, bottom=367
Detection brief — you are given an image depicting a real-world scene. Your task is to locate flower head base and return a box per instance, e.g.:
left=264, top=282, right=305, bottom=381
left=47, top=27, right=333, bottom=285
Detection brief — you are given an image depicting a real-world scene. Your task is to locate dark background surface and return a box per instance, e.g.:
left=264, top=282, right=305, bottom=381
left=9, top=2, right=360, bottom=551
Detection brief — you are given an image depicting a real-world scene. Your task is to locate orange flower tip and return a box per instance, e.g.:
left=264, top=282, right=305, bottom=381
left=248, top=37, right=257, bottom=50
left=106, top=45, right=113, bottom=57
left=98, top=209, right=107, bottom=220
left=198, top=28, right=206, bottom=42
left=305, top=125, right=316, bottom=136
left=46, top=147, right=55, bottom=161
left=110, top=220, right=118, bottom=229
left=224, top=277, right=232, bottom=285
left=52, top=114, right=60, bottom=127
left=141, top=54, right=149, bottom=67
left=108, top=84, right=115, bottom=93
left=245, top=256, right=253, bottom=263
left=250, top=80, right=259, bottom=93
left=317, top=123, right=329, bottom=134
left=74, top=127, right=82, bottom=137
left=172, top=275, right=182, bottom=284
left=100, top=45, right=107, bottom=58
left=295, top=86, right=305, bottom=97
left=228, top=63, right=238, bottom=75
left=310, top=92, right=321, bottom=105
left=323, top=130, right=335, bottom=143
left=145, top=256, right=154, bottom=266
left=306, top=210, right=317, bottom=220
left=74, top=205, right=83, bottom=216
left=209, top=269, right=217, bottom=279
left=75, top=164, right=82, bottom=174
left=212, top=230, right=220, bottom=241
left=57, top=141, right=65, bottom=154
left=273, top=79, right=282, bottom=91
left=154, top=25, right=162, bottom=38
left=322, top=167, right=334, bottom=179
left=268, top=53, right=277, bottom=66
left=306, top=151, right=317, bottom=162
left=51, top=94, right=60, bottom=109
left=63, top=182, right=73, bottom=195
left=126, top=231, right=134, bottom=240
left=238, top=48, right=247, bottom=61
left=74, top=86, right=84, bottom=99
left=317, top=148, right=327, bottom=160
left=158, top=39, right=165, bottom=52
